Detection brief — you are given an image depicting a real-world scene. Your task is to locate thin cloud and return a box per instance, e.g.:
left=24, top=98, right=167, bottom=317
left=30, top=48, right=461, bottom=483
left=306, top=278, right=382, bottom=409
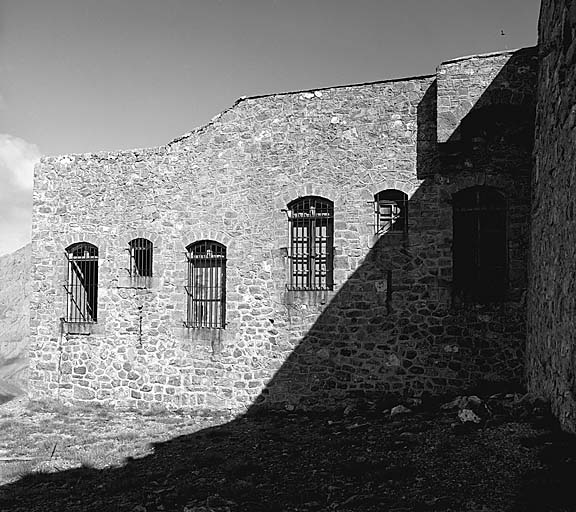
left=0, top=134, right=39, bottom=190
left=0, top=134, right=41, bottom=256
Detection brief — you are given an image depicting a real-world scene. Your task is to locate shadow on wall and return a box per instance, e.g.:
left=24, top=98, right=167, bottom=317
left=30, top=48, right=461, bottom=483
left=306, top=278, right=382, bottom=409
left=245, top=47, right=535, bottom=412
left=0, top=48, right=541, bottom=510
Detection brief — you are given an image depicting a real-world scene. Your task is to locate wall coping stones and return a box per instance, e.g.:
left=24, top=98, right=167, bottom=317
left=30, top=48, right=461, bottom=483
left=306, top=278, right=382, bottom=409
left=439, top=46, right=536, bottom=66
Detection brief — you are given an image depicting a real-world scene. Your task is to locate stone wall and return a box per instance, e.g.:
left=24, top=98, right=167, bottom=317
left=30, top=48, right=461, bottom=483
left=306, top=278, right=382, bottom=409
left=30, top=49, right=536, bottom=413
left=437, top=49, right=537, bottom=144
left=527, top=0, right=576, bottom=433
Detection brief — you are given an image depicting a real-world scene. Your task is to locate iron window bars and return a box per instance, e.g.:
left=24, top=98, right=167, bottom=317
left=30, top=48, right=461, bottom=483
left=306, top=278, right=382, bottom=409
left=287, top=196, right=334, bottom=291
left=64, top=242, right=99, bottom=323
left=185, top=241, right=226, bottom=329
left=453, top=186, right=507, bottom=301
left=374, top=190, right=408, bottom=236
left=129, top=238, right=153, bottom=277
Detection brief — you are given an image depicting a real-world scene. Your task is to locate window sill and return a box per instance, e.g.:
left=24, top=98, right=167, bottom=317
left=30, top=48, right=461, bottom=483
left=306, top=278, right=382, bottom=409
left=177, top=325, right=231, bottom=354
left=451, top=294, right=518, bottom=308
left=116, top=276, right=159, bottom=289
left=62, top=321, right=99, bottom=335
left=370, top=232, right=408, bottom=248
left=283, top=289, right=336, bottom=306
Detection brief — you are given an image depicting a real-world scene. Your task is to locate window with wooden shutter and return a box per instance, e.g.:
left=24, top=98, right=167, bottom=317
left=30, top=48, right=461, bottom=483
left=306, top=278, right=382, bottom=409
left=453, top=186, right=507, bottom=301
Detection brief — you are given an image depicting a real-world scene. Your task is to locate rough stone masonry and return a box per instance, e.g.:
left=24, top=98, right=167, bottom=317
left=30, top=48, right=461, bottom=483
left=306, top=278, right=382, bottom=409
left=29, top=47, right=537, bottom=413
left=527, top=0, right=576, bottom=434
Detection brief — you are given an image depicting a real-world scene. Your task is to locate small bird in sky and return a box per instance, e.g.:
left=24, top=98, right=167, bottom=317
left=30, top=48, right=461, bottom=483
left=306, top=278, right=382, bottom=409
left=500, top=29, right=509, bottom=49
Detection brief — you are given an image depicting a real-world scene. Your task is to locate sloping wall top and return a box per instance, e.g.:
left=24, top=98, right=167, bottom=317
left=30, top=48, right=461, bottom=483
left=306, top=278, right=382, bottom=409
left=437, top=47, right=538, bottom=143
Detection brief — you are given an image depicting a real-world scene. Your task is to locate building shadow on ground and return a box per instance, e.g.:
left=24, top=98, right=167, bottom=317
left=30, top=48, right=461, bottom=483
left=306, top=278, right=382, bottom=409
left=2, top=405, right=576, bottom=511
left=511, top=425, right=576, bottom=512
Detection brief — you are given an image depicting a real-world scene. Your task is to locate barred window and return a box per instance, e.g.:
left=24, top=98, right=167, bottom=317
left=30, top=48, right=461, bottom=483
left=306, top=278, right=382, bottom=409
left=65, top=242, right=99, bottom=323
left=129, top=238, right=153, bottom=277
left=374, top=190, right=408, bottom=236
left=287, top=196, right=334, bottom=291
left=186, top=241, right=226, bottom=329
left=453, top=186, right=507, bottom=301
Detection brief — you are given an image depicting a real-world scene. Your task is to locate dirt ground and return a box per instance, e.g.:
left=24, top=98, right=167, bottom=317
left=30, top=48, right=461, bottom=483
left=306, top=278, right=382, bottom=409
left=0, top=393, right=575, bottom=512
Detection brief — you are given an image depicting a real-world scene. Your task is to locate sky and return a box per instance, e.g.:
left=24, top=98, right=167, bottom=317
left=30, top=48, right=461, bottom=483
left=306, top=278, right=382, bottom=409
left=0, top=0, right=541, bottom=256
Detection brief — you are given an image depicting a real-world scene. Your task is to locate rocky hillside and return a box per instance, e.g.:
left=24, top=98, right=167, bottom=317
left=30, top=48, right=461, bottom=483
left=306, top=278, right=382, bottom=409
left=0, top=243, right=30, bottom=400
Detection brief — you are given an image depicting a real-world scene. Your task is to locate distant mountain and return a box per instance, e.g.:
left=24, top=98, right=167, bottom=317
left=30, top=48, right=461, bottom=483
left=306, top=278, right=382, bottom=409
left=0, top=243, right=30, bottom=401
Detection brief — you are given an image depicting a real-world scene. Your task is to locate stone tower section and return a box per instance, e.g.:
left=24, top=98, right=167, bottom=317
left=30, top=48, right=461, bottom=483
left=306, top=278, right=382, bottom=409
left=527, top=0, right=576, bottom=433
left=30, top=49, right=537, bottom=412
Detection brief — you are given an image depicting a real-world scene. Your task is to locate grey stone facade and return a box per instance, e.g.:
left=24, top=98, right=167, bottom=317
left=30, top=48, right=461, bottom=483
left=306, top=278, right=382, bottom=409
left=527, top=0, right=576, bottom=433
left=30, top=48, right=537, bottom=413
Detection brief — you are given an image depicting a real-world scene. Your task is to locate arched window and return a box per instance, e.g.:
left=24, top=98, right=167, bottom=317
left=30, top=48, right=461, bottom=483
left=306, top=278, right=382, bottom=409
left=186, top=241, right=226, bottom=329
left=453, top=186, right=507, bottom=301
left=374, top=190, right=408, bottom=236
left=128, top=238, right=153, bottom=277
left=65, top=242, right=99, bottom=322
left=287, top=196, right=334, bottom=291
